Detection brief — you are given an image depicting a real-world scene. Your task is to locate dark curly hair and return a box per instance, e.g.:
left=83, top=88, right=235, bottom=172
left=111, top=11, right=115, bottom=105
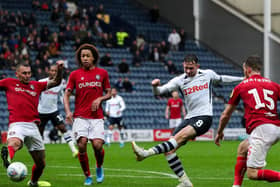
left=75, top=43, right=99, bottom=67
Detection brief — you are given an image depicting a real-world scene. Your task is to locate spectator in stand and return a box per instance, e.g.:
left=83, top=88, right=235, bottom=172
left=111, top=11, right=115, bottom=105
left=101, top=33, right=113, bottom=48
left=73, top=37, right=82, bottom=51
left=168, top=29, right=181, bottom=51
left=136, top=34, right=145, bottom=49
left=160, top=40, right=169, bottom=56
left=32, top=0, right=40, bottom=9
left=118, top=58, right=130, bottom=73
left=179, top=28, right=187, bottom=51
left=149, top=47, right=161, bottom=62
left=99, top=53, right=113, bottom=67
left=41, top=2, right=49, bottom=11
left=92, top=20, right=103, bottom=38
left=116, top=28, right=129, bottom=48
left=87, top=5, right=96, bottom=25
left=40, top=25, right=50, bottom=43
left=58, top=31, right=65, bottom=45
left=165, top=60, right=178, bottom=75
left=64, top=24, right=74, bottom=41
left=149, top=5, right=160, bottom=23
left=114, top=78, right=123, bottom=92
left=81, top=31, right=95, bottom=45
left=51, top=7, right=60, bottom=22
left=132, top=50, right=142, bottom=67
left=122, top=77, right=134, bottom=93
left=48, top=41, right=61, bottom=57
left=130, top=40, right=138, bottom=55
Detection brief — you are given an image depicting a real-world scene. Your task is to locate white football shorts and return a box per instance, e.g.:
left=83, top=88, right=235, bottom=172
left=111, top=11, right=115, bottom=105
left=7, top=122, right=45, bottom=151
left=169, top=118, right=182, bottom=129
left=247, top=124, right=280, bottom=168
left=73, top=118, right=105, bottom=141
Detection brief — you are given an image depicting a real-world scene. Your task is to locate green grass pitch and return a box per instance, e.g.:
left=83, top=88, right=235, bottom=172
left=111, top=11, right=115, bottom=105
left=0, top=141, right=279, bottom=187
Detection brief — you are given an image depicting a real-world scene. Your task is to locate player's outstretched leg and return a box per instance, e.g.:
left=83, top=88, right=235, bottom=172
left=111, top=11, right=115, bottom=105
left=132, top=139, right=178, bottom=161
left=1, top=146, right=11, bottom=168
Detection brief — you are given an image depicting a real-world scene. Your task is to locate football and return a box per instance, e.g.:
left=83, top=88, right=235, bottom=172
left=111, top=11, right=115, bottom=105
left=7, top=162, right=28, bottom=182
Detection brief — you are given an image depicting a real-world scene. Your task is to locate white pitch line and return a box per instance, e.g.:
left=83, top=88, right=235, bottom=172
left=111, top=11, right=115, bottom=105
left=0, top=165, right=250, bottom=181
left=46, top=165, right=177, bottom=179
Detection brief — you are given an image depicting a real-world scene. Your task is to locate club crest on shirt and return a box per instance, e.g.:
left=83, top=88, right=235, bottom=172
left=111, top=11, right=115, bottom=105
left=96, top=75, right=100, bottom=80
left=30, top=84, right=34, bottom=90
left=81, top=77, right=84, bottom=80
left=16, top=84, right=19, bottom=87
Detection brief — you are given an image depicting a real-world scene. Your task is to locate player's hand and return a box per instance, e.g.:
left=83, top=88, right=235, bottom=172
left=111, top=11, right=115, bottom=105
left=65, top=112, right=73, bottom=125
left=91, top=98, right=102, bottom=112
left=56, top=60, right=64, bottom=69
left=151, top=79, right=160, bottom=86
left=214, top=133, right=224, bottom=146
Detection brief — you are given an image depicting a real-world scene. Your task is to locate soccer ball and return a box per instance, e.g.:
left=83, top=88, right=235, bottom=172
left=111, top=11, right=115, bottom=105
left=7, top=162, right=28, bottom=182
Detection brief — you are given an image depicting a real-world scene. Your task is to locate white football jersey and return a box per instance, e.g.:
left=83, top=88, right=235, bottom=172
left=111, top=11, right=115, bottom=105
left=156, top=69, right=243, bottom=119
left=38, top=77, right=65, bottom=114
left=105, top=95, right=126, bottom=118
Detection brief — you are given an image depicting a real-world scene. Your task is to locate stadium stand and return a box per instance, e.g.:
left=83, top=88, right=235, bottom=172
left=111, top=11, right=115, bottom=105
left=0, top=0, right=244, bottom=131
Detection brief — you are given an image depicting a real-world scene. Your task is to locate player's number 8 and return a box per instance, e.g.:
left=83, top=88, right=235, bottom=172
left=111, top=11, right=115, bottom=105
left=195, top=120, right=203, bottom=127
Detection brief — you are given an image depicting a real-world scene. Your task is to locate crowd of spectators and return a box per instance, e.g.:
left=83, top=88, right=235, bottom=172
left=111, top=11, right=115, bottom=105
left=0, top=0, right=187, bottom=87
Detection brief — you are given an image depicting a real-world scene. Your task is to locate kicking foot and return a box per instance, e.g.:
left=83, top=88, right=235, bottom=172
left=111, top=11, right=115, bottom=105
left=131, top=141, right=147, bottom=161
left=1, top=146, right=10, bottom=168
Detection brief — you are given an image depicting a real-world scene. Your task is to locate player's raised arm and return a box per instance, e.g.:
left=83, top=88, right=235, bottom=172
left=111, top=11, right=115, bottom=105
left=47, top=60, right=64, bottom=89
left=151, top=77, right=178, bottom=96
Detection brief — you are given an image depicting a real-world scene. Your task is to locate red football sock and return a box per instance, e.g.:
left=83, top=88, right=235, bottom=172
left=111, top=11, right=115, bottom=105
left=257, top=169, right=280, bottom=182
left=78, top=152, right=90, bottom=177
left=31, top=163, right=45, bottom=183
left=94, top=148, right=104, bottom=168
left=7, top=146, right=15, bottom=160
left=233, top=156, right=247, bottom=185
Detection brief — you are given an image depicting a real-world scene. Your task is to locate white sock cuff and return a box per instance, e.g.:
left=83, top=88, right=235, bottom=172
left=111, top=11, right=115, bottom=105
left=169, top=138, right=178, bottom=148
left=165, top=153, right=177, bottom=161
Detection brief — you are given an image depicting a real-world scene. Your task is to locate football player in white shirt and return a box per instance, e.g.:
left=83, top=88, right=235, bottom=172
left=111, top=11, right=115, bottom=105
left=38, top=63, right=78, bottom=157
left=105, top=88, right=126, bottom=147
left=132, top=54, right=243, bottom=187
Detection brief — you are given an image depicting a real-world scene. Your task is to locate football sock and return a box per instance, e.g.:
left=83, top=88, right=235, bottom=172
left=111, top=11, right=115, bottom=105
left=63, top=131, right=77, bottom=153
left=31, top=163, right=45, bottom=183
left=106, top=130, right=113, bottom=144
left=7, top=146, right=15, bottom=161
left=94, top=148, right=105, bottom=168
left=166, top=153, right=185, bottom=177
left=233, top=156, right=247, bottom=185
left=120, top=129, right=125, bottom=144
left=151, top=138, right=178, bottom=154
left=78, top=152, right=91, bottom=177
left=257, top=169, right=280, bottom=182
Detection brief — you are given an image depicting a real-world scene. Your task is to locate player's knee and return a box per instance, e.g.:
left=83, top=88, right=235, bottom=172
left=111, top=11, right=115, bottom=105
left=8, top=138, right=23, bottom=151
left=237, top=140, right=249, bottom=157
left=247, top=168, right=258, bottom=180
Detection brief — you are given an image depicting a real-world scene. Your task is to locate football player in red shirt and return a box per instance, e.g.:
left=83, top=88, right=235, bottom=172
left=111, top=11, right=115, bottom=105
left=165, top=90, right=186, bottom=133
left=0, top=60, right=64, bottom=187
left=64, top=43, right=111, bottom=185
left=215, top=55, right=280, bottom=185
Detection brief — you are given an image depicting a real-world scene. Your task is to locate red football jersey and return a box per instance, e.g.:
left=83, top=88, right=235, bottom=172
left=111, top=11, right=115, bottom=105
left=0, top=78, right=47, bottom=125
left=167, top=98, right=183, bottom=119
left=228, top=74, right=280, bottom=134
left=66, top=67, right=111, bottom=119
